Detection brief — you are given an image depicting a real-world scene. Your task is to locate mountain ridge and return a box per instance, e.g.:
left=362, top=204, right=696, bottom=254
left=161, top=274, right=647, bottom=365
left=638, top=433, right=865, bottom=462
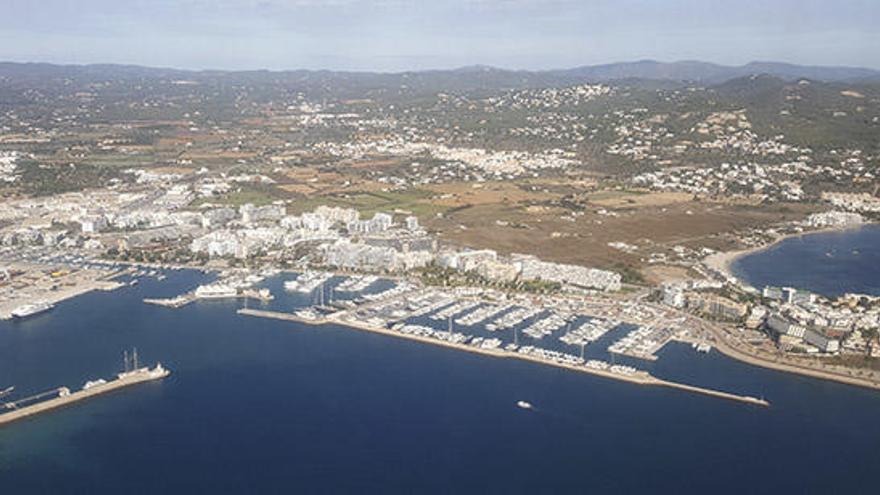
left=1, top=59, right=878, bottom=84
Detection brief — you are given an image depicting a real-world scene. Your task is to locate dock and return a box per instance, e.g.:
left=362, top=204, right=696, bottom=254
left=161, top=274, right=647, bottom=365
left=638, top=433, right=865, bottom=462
left=0, top=364, right=170, bottom=427
left=237, top=308, right=769, bottom=408
left=656, top=379, right=769, bottom=406
left=238, top=307, right=325, bottom=324
left=146, top=289, right=273, bottom=309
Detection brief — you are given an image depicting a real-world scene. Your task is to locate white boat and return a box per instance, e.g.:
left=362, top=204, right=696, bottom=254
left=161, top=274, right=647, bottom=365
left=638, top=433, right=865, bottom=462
left=194, top=284, right=238, bottom=299
left=82, top=379, right=107, bottom=390
left=118, top=363, right=171, bottom=381
left=11, top=302, right=55, bottom=319
left=517, top=400, right=533, bottom=409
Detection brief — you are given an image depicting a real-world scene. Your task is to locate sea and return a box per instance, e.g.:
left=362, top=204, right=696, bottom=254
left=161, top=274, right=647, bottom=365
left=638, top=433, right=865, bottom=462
left=733, top=223, right=880, bottom=297
left=1, top=228, right=880, bottom=494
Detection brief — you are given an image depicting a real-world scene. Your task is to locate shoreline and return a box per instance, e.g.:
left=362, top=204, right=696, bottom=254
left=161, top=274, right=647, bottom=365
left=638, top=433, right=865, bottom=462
left=0, top=263, right=125, bottom=320
left=704, top=222, right=875, bottom=288
left=704, top=323, right=880, bottom=390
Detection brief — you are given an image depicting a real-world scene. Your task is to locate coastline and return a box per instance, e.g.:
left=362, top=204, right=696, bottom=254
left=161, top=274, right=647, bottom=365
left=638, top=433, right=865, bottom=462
left=704, top=323, right=880, bottom=390
left=704, top=222, right=875, bottom=288
left=0, top=263, right=124, bottom=320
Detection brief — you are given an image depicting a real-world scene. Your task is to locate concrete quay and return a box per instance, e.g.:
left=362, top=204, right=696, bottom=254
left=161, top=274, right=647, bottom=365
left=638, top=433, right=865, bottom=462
left=0, top=365, right=170, bottom=427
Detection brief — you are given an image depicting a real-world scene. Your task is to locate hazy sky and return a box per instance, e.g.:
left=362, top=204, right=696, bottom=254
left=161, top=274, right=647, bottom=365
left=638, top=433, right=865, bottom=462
left=2, top=0, right=879, bottom=71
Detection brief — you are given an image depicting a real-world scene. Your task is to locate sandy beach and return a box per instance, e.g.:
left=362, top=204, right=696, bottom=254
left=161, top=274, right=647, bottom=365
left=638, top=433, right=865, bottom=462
left=703, top=223, right=875, bottom=287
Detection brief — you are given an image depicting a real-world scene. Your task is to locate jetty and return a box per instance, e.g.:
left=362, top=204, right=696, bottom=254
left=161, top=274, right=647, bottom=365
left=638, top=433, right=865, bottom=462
left=0, top=359, right=170, bottom=427
left=237, top=308, right=769, bottom=408
left=146, top=288, right=273, bottom=308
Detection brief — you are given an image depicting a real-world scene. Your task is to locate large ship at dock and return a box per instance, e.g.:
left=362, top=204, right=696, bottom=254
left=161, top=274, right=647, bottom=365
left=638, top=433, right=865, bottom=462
left=11, top=301, right=55, bottom=319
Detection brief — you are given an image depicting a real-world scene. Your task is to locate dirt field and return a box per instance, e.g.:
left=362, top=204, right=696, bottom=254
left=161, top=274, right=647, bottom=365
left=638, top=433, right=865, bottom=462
left=422, top=181, right=557, bottom=207
left=265, top=168, right=819, bottom=282
left=425, top=197, right=817, bottom=273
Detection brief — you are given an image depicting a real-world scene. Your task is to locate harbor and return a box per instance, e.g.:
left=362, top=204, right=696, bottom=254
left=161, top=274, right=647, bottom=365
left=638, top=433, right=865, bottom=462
left=2, top=263, right=879, bottom=493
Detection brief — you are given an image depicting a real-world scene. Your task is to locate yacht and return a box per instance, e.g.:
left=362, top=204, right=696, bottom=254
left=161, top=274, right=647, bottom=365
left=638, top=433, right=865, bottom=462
left=517, top=400, right=533, bottom=409
left=194, top=284, right=238, bottom=299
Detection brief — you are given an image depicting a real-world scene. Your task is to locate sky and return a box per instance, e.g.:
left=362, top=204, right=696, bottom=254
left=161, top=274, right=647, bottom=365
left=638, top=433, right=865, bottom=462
left=1, top=0, right=879, bottom=72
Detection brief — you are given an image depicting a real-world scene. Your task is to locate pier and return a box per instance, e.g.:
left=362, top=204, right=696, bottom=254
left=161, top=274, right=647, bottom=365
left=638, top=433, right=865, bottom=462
left=237, top=308, right=769, bottom=408
left=146, top=288, right=273, bottom=308
left=0, top=363, right=170, bottom=427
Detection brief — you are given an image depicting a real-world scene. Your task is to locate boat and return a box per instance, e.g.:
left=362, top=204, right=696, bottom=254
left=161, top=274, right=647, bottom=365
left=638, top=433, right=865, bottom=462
left=82, top=379, right=107, bottom=391
left=11, top=302, right=55, bottom=319
left=517, top=400, right=533, bottom=409
left=194, top=284, right=238, bottom=299
left=294, top=308, right=321, bottom=321
left=0, top=386, right=13, bottom=398
left=118, top=362, right=171, bottom=381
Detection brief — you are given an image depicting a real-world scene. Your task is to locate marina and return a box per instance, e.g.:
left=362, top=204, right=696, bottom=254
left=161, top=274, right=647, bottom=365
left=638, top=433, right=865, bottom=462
left=283, top=271, right=334, bottom=293
left=559, top=318, right=618, bottom=346
left=333, top=275, right=379, bottom=293
left=237, top=306, right=769, bottom=407
left=608, top=325, right=679, bottom=361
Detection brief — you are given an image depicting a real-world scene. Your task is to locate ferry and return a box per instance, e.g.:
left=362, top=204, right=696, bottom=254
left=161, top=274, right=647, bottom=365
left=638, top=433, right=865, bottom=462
left=517, top=400, right=533, bottom=410
left=11, top=302, right=55, bottom=319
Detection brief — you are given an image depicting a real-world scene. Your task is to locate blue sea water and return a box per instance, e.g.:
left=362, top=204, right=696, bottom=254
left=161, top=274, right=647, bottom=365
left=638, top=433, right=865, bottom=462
left=1, top=262, right=879, bottom=493
left=733, top=224, right=880, bottom=297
